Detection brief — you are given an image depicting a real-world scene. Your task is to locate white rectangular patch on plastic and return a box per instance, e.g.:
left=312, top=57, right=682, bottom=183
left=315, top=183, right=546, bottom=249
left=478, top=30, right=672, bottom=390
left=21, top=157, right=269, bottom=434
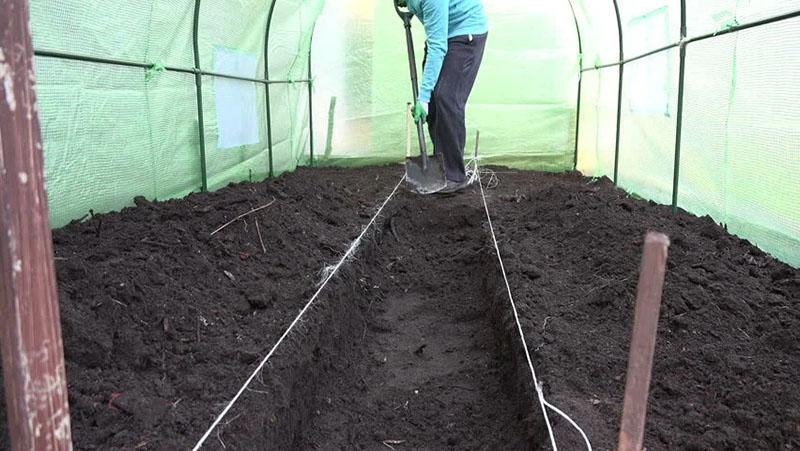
left=213, top=47, right=260, bottom=149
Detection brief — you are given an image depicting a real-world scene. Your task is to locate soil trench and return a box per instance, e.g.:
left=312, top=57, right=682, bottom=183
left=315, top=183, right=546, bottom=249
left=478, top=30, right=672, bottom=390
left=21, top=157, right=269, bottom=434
left=2, top=165, right=798, bottom=450
left=296, top=190, right=535, bottom=450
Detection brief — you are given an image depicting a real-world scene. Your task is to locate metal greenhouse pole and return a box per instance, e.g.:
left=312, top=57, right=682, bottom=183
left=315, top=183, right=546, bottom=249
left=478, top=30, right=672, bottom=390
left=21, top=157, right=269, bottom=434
left=566, top=0, right=583, bottom=170
left=264, top=0, right=279, bottom=178
left=32, top=49, right=308, bottom=86
left=192, top=0, right=209, bottom=192
left=611, top=0, right=624, bottom=185
left=671, top=0, right=687, bottom=213
left=0, top=0, right=72, bottom=449
left=308, top=25, right=316, bottom=166
left=264, top=1, right=317, bottom=175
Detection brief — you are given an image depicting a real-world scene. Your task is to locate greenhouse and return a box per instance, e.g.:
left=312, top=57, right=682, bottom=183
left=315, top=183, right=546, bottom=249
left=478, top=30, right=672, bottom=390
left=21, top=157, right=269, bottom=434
left=0, top=0, right=798, bottom=449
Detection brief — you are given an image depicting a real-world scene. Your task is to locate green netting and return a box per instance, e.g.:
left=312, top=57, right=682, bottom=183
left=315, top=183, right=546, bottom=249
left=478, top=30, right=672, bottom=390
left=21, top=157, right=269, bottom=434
left=572, top=0, right=620, bottom=178
left=678, top=19, right=800, bottom=265
left=202, top=79, right=271, bottom=192
left=25, top=0, right=800, bottom=267
left=269, top=0, right=321, bottom=170
left=30, top=0, right=323, bottom=227
left=198, top=0, right=267, bottom=77
left=616, top=48, right=680, bottom=206
left=31, top=0, right=195, bottom=68
left=571, top=0, right=619, bottom=67
left=620, top=1, right=680, bottom=56
left=194, top=0, right=268, bottom=191
left=573, top=1, right=800, bottom=267
left=576, top=67, right=618, bottom=177
left=687, top=0, right=800, bottom=38
left=35, top=57, right=201, bottom=226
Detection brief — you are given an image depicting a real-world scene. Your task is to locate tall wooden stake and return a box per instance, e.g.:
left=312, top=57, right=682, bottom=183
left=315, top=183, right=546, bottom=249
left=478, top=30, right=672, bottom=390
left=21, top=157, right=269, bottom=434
left=618, top=232, right=670, bottom=451
left=0, top=1, right=73, bottom=449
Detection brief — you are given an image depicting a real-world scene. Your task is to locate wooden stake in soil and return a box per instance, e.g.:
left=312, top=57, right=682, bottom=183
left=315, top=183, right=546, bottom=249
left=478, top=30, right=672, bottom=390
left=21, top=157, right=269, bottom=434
left=617, top=232, right=670, bottom=451
left=0, top=1, right=73, bottom=449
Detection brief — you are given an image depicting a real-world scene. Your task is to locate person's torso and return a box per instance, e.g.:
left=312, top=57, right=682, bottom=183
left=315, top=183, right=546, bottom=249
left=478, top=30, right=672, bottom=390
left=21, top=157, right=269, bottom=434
left=408, top=0, right=488, bottom=37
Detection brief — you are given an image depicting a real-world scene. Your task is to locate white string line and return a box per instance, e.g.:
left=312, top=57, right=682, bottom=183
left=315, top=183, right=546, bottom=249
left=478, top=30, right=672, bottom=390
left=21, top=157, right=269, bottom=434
left=544, top=399, right=593, bottom=451
left=465, top=157, right=481, bottom=185
left=465, top=157, right=498, bottom=190
left=191, top=174, right=406, bottom=451
left=476, top=165, right=592, bottom=451
left=475, top=166, right=558, bottom=450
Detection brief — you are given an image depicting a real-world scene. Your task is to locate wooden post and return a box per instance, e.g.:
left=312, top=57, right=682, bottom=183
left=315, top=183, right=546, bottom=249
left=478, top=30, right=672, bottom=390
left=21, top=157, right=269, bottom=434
left=0, top=1, right=73, bottom=449
left=617, top=232, right=670, bottom=451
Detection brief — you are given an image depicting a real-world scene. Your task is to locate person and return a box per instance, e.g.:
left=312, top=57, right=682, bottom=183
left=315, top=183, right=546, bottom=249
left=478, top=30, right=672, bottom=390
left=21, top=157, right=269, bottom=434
left=399, top=0, right=488, bottom=193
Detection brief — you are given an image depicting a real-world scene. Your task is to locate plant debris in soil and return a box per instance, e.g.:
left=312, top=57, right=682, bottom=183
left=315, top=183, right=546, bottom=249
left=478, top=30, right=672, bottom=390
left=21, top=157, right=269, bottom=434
left=0, top=166, right=797, bottom=451
left=0, top=167, right=400, bottom=450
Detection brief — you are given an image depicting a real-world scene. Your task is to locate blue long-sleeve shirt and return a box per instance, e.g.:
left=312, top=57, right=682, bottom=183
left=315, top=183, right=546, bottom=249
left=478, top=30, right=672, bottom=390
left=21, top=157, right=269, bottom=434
left=407, top=0, right=488, bottom=103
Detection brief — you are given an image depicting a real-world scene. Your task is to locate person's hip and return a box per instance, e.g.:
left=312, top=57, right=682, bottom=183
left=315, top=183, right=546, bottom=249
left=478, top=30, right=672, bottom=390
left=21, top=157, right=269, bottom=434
left=448, top=32, right=488, bottom=45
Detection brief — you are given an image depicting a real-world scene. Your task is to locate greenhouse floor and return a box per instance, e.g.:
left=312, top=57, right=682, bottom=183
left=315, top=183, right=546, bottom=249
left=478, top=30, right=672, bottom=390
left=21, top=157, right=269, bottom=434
left=0, top=166, right=798, bottom=450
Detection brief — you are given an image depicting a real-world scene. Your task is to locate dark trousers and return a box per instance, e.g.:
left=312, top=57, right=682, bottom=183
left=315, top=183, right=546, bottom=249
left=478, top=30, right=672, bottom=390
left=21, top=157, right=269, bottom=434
left=425, top=33, right=487, bottom=182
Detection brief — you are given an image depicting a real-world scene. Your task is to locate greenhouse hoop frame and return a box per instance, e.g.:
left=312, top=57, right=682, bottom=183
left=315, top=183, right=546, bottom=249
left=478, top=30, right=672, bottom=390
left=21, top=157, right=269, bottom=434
left=34, top=0, right=315, bottom=193
left=572, top=2, right=800, bottom=213
left=19, top=0, right=800, bottom=267
left=29, top=0, right=800, bottom=207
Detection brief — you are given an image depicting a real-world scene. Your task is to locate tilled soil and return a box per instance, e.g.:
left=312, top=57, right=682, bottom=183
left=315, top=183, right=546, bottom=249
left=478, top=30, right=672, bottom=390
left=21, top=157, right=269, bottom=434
left=1, top=166, right=798, bottom=450
left=295, top=190, right=533, bottom=450
left=485, top=171, right=800, bottom=450
left=1, top=167, right=402, bottom=449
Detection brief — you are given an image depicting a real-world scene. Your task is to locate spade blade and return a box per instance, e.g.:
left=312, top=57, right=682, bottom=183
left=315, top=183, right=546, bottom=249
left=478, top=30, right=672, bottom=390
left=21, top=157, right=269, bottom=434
left=405, top=153, right=447, bottom=194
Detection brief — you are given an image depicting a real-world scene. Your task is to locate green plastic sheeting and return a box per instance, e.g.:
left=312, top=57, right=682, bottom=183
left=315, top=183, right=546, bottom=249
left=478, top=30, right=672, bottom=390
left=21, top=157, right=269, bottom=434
left=31, top=0, right=322, bottom=226
left=27, top=0, right=800, bottom=267
left=573, top=0, right=800, bottom=267
left=310, top=1, right=579, bottom=171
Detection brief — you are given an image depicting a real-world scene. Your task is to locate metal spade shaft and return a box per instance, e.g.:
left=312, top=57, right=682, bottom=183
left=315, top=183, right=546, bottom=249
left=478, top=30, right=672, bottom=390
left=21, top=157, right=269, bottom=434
left=399, top=10, right=429, bottom=170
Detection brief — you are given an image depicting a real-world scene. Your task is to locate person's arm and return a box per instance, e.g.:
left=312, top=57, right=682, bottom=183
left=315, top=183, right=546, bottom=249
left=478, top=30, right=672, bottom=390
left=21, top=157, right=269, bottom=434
left=417, top=0, right=448, bottom=103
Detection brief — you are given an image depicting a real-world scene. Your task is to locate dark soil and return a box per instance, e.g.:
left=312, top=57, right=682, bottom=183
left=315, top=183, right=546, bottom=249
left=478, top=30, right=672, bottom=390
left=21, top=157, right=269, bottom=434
left=294, top=188, right=535, bottom=450
left=1, top=167, right=402, bottom=450
left=1, top=166, right=798, bottom=450
left=485, top=170, right=800, bottom=450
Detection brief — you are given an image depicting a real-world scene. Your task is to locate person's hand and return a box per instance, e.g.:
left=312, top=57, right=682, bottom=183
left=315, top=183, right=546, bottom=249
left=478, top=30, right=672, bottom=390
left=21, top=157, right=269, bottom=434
left=413, top=100, right=428, bottom=124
